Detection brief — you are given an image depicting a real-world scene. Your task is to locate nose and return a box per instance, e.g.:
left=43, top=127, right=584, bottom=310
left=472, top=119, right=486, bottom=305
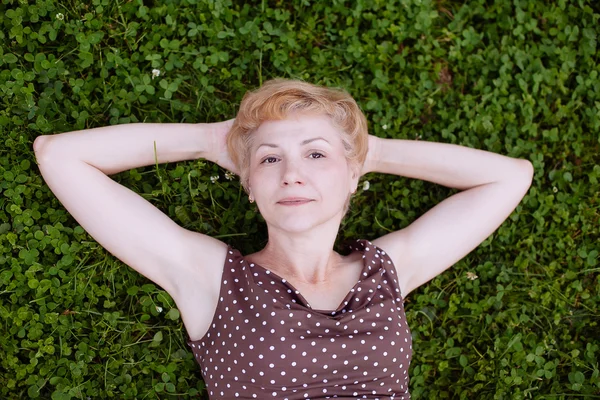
left=281, top=159, right=305, bottom=186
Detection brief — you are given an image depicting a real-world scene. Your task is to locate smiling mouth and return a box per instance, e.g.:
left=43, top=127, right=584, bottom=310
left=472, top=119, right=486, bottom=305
left=278, top=200, right=313, bottom=205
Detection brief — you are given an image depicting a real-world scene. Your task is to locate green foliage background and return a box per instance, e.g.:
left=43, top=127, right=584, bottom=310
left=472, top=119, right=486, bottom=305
left=1, top=0, right=599, bottom=398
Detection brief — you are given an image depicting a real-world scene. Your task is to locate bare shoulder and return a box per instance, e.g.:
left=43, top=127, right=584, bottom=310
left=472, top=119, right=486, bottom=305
left=371, top=229, right=411, bottom=265
left=173, top=230, right=231, bottom=340
left=371, top=229, right=412, bottom=292
left=179, top=229, right=230, bottom=275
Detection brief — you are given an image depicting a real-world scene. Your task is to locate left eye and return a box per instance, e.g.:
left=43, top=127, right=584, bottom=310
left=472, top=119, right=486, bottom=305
left=309, top=152, right=325, bottom=159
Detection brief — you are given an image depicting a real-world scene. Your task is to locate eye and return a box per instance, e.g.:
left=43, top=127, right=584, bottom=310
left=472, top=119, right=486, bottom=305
left=260, top=152, right=325, bottom=164
left=260, top=156, right=278, bottom=164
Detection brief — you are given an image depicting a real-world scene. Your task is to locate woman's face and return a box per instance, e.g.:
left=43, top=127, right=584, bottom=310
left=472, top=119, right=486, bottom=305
left=248, top=112, right=359, bottom=233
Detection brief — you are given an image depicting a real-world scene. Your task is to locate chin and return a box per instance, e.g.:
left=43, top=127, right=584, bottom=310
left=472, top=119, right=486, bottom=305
left=266, top=207, right=344, bottom=233
left=273, top=217, right=321, bottom=233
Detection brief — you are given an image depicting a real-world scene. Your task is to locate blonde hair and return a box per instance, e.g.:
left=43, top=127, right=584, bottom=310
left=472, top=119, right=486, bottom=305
left=226, top=78, right=369, bottom=216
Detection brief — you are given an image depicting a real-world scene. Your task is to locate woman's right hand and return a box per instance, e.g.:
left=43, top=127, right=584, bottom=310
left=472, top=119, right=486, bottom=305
left=206, top=118, right=239, bottom=176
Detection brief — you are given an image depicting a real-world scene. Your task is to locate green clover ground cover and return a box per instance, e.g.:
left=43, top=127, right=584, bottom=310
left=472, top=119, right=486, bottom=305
left=1, top=0, right=599, bottom=398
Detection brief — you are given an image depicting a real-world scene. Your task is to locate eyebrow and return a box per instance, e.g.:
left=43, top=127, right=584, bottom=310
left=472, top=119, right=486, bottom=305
left=255, top=137, right=330, bottom=152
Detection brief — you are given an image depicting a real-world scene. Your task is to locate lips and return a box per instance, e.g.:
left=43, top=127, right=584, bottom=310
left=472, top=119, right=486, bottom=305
left=280, top=200, right=311, bottom=204
left=278, top=198, right=313, bottom=205
left=278, top=197, right=312, bottom=202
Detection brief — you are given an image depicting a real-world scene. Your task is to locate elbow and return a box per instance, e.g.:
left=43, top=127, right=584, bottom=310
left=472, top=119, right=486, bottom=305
left=518, top=159, right=534, bottom=187
left=33, top=135, right=49, bottom=154
left=522, top=159, right=534, bottom=177
left=33, top=136, right=56, bottom=165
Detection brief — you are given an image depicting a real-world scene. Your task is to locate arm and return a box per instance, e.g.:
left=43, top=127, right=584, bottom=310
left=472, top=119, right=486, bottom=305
left=32, top=120, right=236, bottom=320
left=365, top=135, right=534, bottom=296
left=34, top=119, right=236, bottom=175
left=362, top=135, right=532, bottom=188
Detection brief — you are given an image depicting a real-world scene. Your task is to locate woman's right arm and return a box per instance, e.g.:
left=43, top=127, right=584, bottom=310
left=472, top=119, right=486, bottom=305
left=33, top=120, right=236, bottom=175
left=32, top=121, right=235, bottom=322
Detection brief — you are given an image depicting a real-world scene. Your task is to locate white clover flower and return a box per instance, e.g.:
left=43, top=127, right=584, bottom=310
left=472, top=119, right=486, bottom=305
left=225, top=171, right=235, bottom=181
left=553, top=186, right=558, bottom=193
left=210, top=175, right=219, bottom=183
left=362, top=180, right=370, bottom=191
left=382, top=124, right=388, bottom=130
left=466, top=272, right=478, bottom=280
left=155, top=306, right=163, bottom=313
left=56, top=13, right=64, bottom=20
left=151, top=69, right=161, bottom=79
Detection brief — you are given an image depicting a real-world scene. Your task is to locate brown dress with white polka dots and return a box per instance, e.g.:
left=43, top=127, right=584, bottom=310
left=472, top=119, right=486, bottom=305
left=187, top=239, right=412, bottom=399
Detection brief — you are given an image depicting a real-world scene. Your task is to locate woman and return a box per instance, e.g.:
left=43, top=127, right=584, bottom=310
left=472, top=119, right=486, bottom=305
left=34, top=78, right=534, bottom=399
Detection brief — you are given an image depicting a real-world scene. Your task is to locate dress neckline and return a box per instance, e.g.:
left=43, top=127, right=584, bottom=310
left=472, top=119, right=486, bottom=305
left=236, top=239, right=375, bottom=315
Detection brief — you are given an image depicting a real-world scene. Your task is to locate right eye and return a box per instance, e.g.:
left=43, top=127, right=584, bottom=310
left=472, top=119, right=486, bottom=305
left=261, top=156, right=278, bottom=164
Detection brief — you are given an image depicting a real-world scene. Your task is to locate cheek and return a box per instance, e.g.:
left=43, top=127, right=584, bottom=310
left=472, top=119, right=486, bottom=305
left=248, top=167, right=277, bottom=194
left=322, top=167, right=352, bottom=193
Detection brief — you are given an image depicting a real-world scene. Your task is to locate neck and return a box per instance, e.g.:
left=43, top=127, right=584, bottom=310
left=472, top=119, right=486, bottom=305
left=256, top=226, right=343, bottom=285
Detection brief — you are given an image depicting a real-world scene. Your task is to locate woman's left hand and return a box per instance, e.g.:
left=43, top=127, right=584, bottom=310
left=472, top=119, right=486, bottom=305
left=361, top=135, right=380, bottom=176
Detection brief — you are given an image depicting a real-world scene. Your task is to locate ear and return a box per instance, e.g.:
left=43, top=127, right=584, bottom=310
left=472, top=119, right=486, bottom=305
left=349, top=163, right=361, bottom=194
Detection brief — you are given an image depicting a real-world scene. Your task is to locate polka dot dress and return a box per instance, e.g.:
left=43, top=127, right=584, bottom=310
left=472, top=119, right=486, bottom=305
left=187, top=239, right=412, bottom=399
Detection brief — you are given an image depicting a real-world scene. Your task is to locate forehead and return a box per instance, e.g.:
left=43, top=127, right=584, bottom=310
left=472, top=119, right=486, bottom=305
left=253, top=113, right=342, bottom=144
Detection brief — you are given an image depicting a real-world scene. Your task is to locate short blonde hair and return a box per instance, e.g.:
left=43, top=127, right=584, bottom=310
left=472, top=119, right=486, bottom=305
left=226, top=78, right=369, bottom=214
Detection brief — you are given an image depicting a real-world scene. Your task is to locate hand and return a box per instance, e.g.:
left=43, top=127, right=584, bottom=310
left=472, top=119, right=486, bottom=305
left=207, top=118, right=240, bottom=176
left=361, top=134, right=380, bottom=176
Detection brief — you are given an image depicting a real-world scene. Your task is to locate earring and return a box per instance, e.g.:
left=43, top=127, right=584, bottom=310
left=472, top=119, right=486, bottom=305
left=249, top=196, right=254, bottom=203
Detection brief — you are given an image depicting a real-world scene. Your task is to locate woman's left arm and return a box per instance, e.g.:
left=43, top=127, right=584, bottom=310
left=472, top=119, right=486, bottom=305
left=364, top=135, right=534, bottom=296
